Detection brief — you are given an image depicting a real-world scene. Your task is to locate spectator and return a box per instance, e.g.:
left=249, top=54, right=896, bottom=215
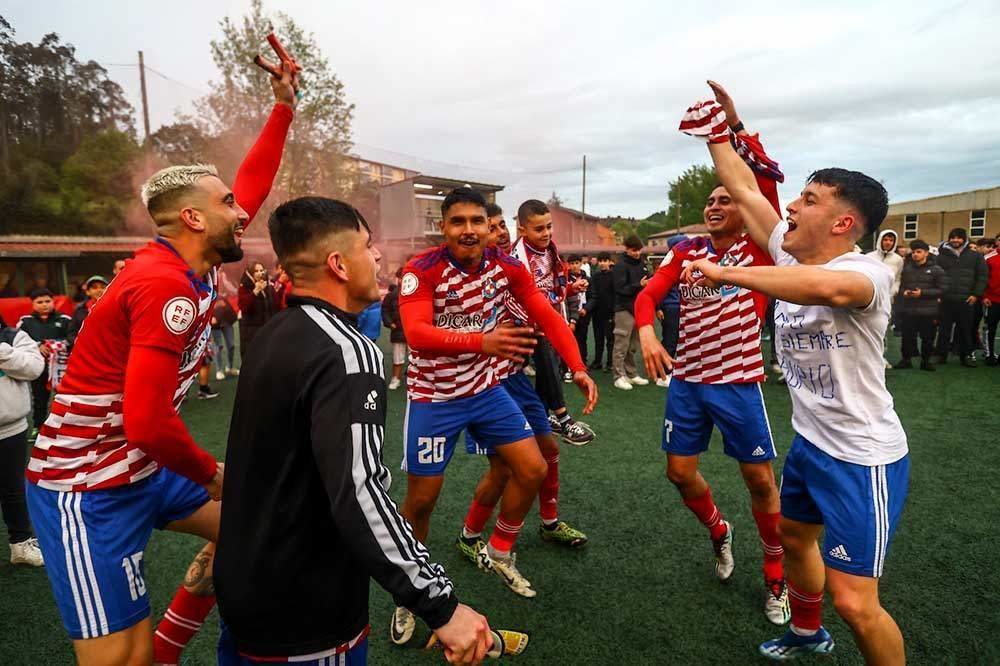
left=984, top=240, right=1000, bottom=366
left=564, top=254, right=590, bottom=378
left=70, top=281, right=88, bottom=304
left=579, top=253, right=593, bottom=278
left=895, top=240, right=947, bottom=371
left=0, top=319, right=46, bottom=567
left=357, top=299, right=382, bottom=341
left=653, top=234, right=688, bottom=387
left=112, top=258, right=126, bottom=276
left=16, top=288, right=71, bottom=436
left=611, top=235, right=650, bottom=389
left=381, top=269, right=407, bottom=389
left=66, top=275, right=107, bottom=348
left=238, top=261, right=279, bottom=361
left=867, top=230, right=904, bottom=363
left=584, top=251, right=615, bottom=371
left=274, top=261, right=291, bottom=310
left=972, top=238, right=997, bottom=351
left=211, top=296, right=239, bottom=380
left=934, top=228, right=987, bottom=367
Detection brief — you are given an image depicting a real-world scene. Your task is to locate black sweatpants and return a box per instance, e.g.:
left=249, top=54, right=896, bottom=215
left=574, top=313, right=591, bottom=365
left=660, top=304, right=680, bottom=357
left=0, top=429, right=33, bottom=544
left=936, top=300, right=974, bottom=359
left=532, top=338, right=566, bottom=412
left=986, top=305, right=1000, bottom=358
left=901, top=313, right=937, bottom=360
left=590, top=313, right=614, bottom=367
left=30, top=368, right=50, bottom=429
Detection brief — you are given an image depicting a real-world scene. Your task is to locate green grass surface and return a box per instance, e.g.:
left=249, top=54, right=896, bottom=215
left=1, top=335, right=998, bottom=664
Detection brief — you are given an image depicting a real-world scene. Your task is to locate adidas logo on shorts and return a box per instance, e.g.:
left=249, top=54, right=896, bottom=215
left=828, top=544, right=852, bottom=562
left=752, top=446, right=766, bottom=456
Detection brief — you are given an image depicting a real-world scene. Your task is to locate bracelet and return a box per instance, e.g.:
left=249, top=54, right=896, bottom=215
left=730, top=120, right=745, bottom=133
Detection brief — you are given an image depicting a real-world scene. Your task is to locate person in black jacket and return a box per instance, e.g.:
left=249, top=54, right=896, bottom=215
left=66, top=275, right=107, bottom=348
left=934, top=227, right=988, bottom=366
left=16, top=288, right=72, bottom=433
left=237, top=261, right=279, bottom=361
left=381, top=268, right=407, bottom=390
left=215, top=197, right=493, bottom=664
left=895, top=240, right=947, bottom=371
left=610, top=236, right=650, bottom=387
left=583, top=252, right=615, bottom=370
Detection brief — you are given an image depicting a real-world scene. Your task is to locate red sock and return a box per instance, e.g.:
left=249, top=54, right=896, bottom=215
left=788, top=580, right=823, bottom=633
left=463, top=500, right=495, bottom=536
left=538, top=453, right=560, bottom=523
left=488, top=517, right=524, bottom=555
left=152, top=586, right=216, bottom=664
left=682, top=487, right=728, bottom=541
left=752, top=508, right=784, bottom=581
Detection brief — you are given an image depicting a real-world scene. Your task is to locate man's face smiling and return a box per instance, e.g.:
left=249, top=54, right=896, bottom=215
left=441, top=202, right=488, bottom=268
left=703, top=186, right=742, bottom=235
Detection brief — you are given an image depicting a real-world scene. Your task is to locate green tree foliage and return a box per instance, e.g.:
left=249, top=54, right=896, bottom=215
left=666, top=164, right=716, bottom=231
left=171, top=0, right=371, bottom=238
left=0, top=15, right=138, bottom=234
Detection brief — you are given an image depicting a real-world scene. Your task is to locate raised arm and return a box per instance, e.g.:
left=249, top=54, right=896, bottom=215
left=233, top=62, right=297, bottom=227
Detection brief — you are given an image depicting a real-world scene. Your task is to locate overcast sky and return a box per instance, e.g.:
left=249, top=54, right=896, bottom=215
left=6, top=0, right=1000, bottom=218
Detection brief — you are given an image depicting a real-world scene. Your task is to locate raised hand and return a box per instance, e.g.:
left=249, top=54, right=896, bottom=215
left=707, top=80, right=740, bottom=128
left=678, top=100, right=729, bottom=144
left=680, top=258, right=725, bottom=289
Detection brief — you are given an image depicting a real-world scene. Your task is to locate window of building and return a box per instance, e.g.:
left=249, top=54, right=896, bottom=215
left=970, top=210, right=986, bottom=238
left=903, top=214, right=918, bottom=240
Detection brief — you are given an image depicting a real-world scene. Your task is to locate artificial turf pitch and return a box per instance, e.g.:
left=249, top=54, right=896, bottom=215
left=1, top=335, right=998, bottom=665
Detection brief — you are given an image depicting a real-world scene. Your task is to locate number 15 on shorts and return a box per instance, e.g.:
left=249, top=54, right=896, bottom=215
left=417, top=437, right=446, bottom=464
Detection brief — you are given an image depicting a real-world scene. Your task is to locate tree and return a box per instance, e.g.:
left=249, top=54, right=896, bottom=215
left=186, top=0, right=360, bottom=237
left=667, top=164, right=716, bottom=231
left=547, top=191, right=565, bottom=207
left=0, top=15, right=139, bottom=233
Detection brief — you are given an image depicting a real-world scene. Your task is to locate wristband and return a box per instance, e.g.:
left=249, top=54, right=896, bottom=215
left=729, top=120, right=745, bottom=133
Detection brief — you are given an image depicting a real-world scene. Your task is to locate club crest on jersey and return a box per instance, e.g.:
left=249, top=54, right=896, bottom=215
left=718, top=254, right=740, bottom=297
left=162, top=297, right=196, bottom=334
left=482, top=278, right=497, bottom=300
left=401, top=272, right=419, bottom=296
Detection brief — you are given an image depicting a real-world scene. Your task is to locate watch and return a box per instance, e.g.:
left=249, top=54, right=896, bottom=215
left=730, top=120, right=745, bottom=133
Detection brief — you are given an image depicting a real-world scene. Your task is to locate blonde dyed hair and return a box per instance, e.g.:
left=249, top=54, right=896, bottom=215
left=140, top=164, right=218, bottom=208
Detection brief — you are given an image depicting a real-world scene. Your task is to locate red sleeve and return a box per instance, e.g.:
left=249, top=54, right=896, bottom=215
left=398, top=264, right=483, bottom=353
left=634, top=249, right=684, bottom=328
left=505, top=261, right=585, bottom=373
left=233, top=103, right=294, bottom=227
left=125, top=276, right=199, bottom=354
left=123, top=345, right=217, bottom=484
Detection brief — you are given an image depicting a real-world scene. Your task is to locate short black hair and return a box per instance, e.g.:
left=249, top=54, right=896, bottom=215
left=29, top=287, right=53, bottom=300
left=624, top=234, right=643, bottom=251
left=948, top=227, right=967, bottom=241
left=441, top=187, right=487, bottom=218
left=517, top=199, right=549, bottom=225
left=597, top=252, right=611, bottom=261
left=268, top=197, right=370, bottom=275
left=567, top=254, right=581, bottom=262
left=486, top=202, right=503, bottom=218
left=909, top=239, right=929, bottom=251
left=806, top=168, right=888, bottom=236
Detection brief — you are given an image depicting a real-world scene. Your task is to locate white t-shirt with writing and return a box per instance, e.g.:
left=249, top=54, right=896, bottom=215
left=768, top=222, right=908, bottom=466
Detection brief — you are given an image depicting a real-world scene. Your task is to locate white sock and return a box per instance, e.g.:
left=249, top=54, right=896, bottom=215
left=541, top=518, right=558, bottom=527
left=487, top=543, right=510, bottom=560
left=462, top=526, right=480, bottom=539
left=789, top=624, right=818, bottom=637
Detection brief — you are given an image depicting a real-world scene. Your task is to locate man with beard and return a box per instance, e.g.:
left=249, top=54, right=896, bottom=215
left=24, top=63, right=296, bottom=665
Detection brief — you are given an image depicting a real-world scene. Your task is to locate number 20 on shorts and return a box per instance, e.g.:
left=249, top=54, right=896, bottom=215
left=417, top=437, right=446, bottom=464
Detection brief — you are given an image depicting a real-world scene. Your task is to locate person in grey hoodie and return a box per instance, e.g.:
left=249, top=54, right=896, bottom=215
left=0, top=317, right=46, bottom=566
left=866, top=230, right=904, bottom=296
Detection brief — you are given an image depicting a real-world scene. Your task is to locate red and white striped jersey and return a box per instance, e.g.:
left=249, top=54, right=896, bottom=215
left=657, top=234, right=772, bottom=383
left=399, top=246, right=536, bottom=402
left=26, top=239, right=216, bottom=491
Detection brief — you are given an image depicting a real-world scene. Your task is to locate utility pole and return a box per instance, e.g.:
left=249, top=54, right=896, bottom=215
left=138, top=51, right=151, bottom=147
left=581, top=154, right=587, bottom=244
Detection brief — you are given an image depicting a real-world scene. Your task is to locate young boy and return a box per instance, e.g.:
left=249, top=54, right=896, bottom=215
left=16, top=288, right=71, bottom=437
left=584, top=252, right=616, bottom=370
